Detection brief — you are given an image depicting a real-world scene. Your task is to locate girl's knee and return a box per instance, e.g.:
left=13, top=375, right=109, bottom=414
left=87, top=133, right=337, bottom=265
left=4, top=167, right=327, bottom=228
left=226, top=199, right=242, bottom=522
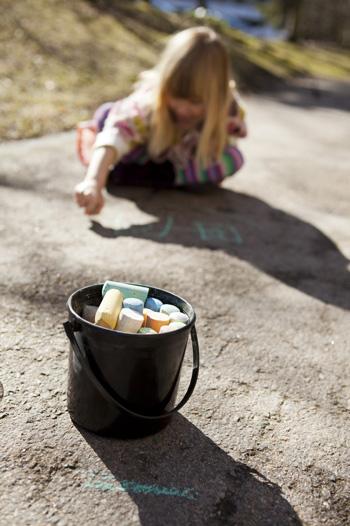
left=222, top=146, right=244, bottom=177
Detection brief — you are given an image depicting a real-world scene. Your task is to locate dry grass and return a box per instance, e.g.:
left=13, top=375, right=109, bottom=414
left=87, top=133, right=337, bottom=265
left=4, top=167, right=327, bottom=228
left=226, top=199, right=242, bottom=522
left=1, top=0, right=349, bottom=140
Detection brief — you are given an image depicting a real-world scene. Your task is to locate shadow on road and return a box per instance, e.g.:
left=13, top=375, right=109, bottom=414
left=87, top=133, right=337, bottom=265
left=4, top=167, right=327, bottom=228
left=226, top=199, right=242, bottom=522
left=80, top=414, right=302, bottom=526
left=90, top=185, right=350, bottom=310
left=271, top=79, right=350, bottom=112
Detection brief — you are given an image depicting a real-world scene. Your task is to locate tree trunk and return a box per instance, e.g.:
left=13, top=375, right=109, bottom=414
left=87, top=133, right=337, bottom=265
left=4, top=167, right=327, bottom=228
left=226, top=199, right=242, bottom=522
left=289, top=0, right=303, bottom=42
left=280, top=0, right=303, bottom=42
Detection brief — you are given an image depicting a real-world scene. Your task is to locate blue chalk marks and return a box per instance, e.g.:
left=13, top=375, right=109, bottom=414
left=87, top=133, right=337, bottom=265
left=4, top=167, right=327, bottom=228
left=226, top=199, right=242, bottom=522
left=158, top=215, right=174, bottom=239
left=111, top=214, right=243, bottom=246
left=83, top=471, right=198, bottom=500
left=120, top=480, right=197, bottom=499
left=194, top=222, right=242, bottom=245
left=134, top=215, right=243, bottom=245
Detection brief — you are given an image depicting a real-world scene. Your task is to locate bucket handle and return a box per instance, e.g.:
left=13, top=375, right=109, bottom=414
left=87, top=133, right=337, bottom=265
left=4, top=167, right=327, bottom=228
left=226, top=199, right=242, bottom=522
left=63, top=321, right=199, bottom=420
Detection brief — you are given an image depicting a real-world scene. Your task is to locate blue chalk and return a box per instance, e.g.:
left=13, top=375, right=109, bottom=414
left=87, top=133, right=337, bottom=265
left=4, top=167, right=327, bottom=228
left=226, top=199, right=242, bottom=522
left=123, top=297, right=144, bottom=314
left=145, top=297, right=163, bottom=312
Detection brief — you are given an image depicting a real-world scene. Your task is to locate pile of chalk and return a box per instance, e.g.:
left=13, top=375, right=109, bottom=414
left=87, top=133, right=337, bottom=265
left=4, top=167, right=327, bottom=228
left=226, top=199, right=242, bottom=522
left=82, top=281, right=189, bottom=335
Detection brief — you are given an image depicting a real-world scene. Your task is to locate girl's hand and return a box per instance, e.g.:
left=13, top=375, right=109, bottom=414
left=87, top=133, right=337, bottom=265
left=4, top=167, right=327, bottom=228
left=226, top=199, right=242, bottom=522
left=227, top=117, right=247, bottom=138
left=235, top=120, right=247, bottom=138
left=74, top=180, right=105, bottom=215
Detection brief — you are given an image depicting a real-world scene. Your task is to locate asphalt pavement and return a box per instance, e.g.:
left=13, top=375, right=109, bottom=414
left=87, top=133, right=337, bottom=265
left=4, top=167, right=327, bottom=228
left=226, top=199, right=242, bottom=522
left=1, top=87, right=349, bottom=525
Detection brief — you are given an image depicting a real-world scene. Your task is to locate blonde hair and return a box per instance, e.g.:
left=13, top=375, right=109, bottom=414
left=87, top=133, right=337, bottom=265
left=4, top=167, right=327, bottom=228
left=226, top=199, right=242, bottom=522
left=147, top=27, right=232, bottom=167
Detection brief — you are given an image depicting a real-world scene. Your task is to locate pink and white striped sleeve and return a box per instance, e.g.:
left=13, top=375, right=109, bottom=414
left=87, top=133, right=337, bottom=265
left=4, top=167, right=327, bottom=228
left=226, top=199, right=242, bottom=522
left=93, top=93, right=151, bottom=159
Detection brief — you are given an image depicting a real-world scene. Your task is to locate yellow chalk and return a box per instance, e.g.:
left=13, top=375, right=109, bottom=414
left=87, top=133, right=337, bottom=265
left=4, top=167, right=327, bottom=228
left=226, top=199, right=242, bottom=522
left=95, top=289, right=123, bottom=329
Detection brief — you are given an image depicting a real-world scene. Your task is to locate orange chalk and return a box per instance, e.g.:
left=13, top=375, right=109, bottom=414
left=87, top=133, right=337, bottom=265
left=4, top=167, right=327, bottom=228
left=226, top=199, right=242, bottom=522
left=142, top=308, right=153, bottom=327
left=146, top=311, right=170, bottom=333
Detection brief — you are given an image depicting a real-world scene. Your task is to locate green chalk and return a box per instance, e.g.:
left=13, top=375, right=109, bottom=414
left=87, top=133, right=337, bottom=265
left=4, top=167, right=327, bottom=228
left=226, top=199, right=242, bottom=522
left=102, top=281, right=149, bottom=303
left=138, top=327, right=157, bottom=335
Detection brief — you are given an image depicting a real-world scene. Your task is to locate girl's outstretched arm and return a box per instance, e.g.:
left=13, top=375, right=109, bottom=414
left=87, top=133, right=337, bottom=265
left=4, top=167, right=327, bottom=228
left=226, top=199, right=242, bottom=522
left=74, top=146, right=117, bottom=215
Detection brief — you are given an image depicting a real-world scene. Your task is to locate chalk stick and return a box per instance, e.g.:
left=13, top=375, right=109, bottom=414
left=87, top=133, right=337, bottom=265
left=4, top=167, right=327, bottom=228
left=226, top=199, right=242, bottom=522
left=138, top=327, right=157, bottom=335
left=145, top=297, right=163, bottom=312
left=102, top=281, right=149, bottom=303
left=160, top=304, right=180, bottom=316
left=116, top=308, right=144, bottom=333
left=169, top=311, right=189, bottom=324
left=159, top=321, right=186, bottom=333
left=95, top=289, right=123, bottom=329
left=123, top=297, right=144, bottom=314
left=142, top=308, right=154, bottom=327
left=146, top=311, right=170, bottom=333
left=82, top=304, right=98, bottom=324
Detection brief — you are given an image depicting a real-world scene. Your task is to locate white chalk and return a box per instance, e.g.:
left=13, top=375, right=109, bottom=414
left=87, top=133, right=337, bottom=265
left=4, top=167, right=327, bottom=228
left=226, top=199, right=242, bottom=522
left=160, top=304, right=180, bottom=316
left=159, top=321, right=186, bottom=333
left=169, top=311, right=189, bottom=324
left=116, top=308, right=144, bottom=333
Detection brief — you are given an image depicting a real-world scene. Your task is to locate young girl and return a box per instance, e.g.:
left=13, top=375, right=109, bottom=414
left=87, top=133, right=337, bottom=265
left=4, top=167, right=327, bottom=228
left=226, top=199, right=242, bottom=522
left=75, top=26, right=247, bottom=215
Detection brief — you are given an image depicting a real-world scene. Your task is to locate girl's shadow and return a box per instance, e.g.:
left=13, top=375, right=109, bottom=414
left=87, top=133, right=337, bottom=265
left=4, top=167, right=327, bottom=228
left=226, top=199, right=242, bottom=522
left=90, top=185, right=350, bottom=310
left=80, top=414, right=302, bottom=526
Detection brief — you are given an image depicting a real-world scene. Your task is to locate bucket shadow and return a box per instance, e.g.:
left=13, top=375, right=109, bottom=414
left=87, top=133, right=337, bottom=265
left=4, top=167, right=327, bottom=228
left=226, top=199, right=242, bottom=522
left=90, top=185, right=350, bottom=310
left=79, top=414, right=302, bottom=526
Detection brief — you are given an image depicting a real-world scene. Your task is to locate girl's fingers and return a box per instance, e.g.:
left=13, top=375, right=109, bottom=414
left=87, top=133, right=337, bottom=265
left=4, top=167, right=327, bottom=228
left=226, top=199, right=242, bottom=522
left=75, top=192, right=88, bottom=207
left=84, top=201, right=96, bottom=215
left=74, top=183, right=103, bottom=215
left=84, top=197, right=100, bottom=215
left=85, top=195, right=104, bottom=216
left=238, top=122, right=247, bottom=137
left=75, top=191, right=85, bottom=206
left=94, top=199, right=104, bottom=215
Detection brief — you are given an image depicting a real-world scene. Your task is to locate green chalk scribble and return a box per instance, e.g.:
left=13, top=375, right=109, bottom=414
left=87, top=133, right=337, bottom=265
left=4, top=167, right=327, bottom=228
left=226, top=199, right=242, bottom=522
left=83, top=473, right=198, bottom=500
left=194, top=221, right=242, bottom=245
left=158, top=215, right=174, bottom=239
left=228, top=225, right=243, bottom=245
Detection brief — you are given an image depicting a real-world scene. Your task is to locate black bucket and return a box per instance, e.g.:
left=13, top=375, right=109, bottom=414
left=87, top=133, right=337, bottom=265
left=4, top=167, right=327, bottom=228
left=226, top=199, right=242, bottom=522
left=63, top=283, right=199, bottom=438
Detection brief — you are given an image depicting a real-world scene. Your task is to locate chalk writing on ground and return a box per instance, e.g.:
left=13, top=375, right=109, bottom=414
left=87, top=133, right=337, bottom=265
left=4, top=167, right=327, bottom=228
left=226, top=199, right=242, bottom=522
left=194, top=221, right=242, bottom=244
left=83, top=470, right=198, bottom=500
left=116, top=215, right=243, bottom=245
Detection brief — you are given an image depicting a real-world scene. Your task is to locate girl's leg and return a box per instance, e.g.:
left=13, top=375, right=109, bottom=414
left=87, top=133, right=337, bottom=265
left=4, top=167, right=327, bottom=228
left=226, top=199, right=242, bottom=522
left=199, top=144, right=244, bottom=184
left=218, top=145, right=245, bottom=182
left=106, top=160, right=176, bottom=192
left=175, top=145, right=244, bottom=186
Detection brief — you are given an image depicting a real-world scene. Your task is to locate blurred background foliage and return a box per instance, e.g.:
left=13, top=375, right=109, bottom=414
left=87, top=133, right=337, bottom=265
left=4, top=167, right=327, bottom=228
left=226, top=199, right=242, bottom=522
left=258, top=0, right=350, bottom=46
left=1, top=0, right=349, bottom=140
